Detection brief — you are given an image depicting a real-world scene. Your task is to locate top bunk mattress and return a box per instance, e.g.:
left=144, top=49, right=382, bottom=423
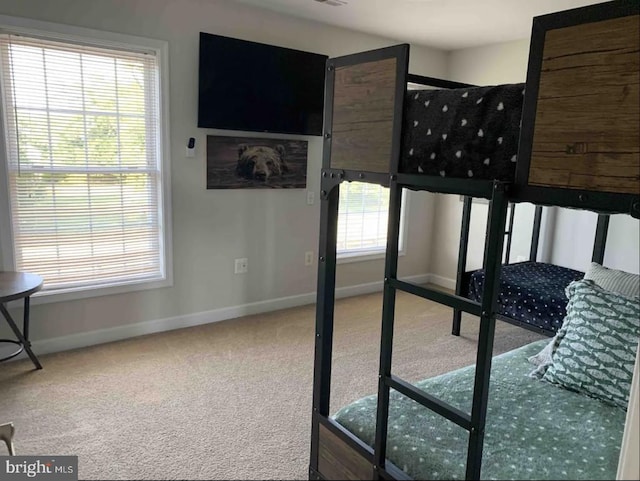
left=401, top=83, right=525, bottom=181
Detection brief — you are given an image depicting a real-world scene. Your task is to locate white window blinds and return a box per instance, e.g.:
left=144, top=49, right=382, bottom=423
left=0, top=33, right=165, bottom=292
left=337, top=182, right=391, bottom=255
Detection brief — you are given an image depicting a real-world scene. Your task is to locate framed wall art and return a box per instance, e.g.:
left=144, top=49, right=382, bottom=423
left=206, top=135, right=308, bottom=189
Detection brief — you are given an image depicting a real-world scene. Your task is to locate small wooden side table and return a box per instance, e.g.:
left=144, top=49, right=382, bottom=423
left=0, top=423, right=15, bottom=455
left=0, top=271, right=43, bottom=369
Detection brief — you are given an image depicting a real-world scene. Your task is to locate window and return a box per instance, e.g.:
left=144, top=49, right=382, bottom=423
left=337, top=182, right=407, bottom=260
left=0, top=19, right=171, bottom=299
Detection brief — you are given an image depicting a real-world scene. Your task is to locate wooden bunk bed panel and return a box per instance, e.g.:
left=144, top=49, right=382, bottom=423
left=527, top=13, right=640, bottom=194
left=318, top=424, right=373, bottom=480
left=330, top=57, right=398, bottom=174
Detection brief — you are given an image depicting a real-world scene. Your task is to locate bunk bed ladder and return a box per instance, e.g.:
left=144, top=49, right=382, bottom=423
left=310, top=182, right=340, bottom=479
left=465, top=184, right=509, bottom=477
left=373, top=178, right=402, bottom=479
left=503, top=202, right=516, bottom=263
left=452, top=196, right=472, bottom=336
left=374, top=180, right=509, bottom=480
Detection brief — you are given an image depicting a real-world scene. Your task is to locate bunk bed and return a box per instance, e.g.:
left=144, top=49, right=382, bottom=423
left=452, top=204, right=611, bottom=337
left=309, top=1, right=640, bottom=480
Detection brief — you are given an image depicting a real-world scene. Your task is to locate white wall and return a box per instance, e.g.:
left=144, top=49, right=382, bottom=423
left=551, top=210, right=640, bottom=274
left=447, top=39, right=530, bottom=87
left=0, top=0, right=447, bottom=347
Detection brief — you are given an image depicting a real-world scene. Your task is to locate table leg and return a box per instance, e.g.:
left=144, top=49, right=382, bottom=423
left=0, top=301, right=42, bottom=370
left=0, top=423, right=15, bottom=455
left=23, top=296, right=30, bottom=340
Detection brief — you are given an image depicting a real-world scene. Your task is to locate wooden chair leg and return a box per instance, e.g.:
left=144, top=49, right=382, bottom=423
left=0, top=423, right=15, bottom=455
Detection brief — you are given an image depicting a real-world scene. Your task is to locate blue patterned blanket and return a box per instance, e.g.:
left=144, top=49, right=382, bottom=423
left=466, top=262, right=584, bottom=333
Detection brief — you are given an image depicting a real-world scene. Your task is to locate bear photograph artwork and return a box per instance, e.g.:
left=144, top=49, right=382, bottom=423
left=206, top=135, right=308, bottom=189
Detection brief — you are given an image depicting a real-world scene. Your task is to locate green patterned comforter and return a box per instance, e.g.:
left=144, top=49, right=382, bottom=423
left=333, top=340, right=626, bottom=480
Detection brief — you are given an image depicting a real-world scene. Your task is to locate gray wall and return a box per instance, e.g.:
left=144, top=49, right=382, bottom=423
left=551, top=211, right=639, bottom=274
left=0, top=0, right=446, bottom=345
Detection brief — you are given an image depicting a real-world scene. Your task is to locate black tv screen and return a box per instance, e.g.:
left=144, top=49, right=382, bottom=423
left=198, top=33, right=327, bottom=136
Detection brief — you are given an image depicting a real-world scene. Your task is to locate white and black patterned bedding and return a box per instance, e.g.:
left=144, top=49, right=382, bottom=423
left=465, top=262, right=585, bottom=333
left=401, top=83, right=525, bottom=180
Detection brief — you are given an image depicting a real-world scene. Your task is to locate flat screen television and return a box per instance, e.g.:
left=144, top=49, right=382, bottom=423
left=198, top=32, right=327, bottom=136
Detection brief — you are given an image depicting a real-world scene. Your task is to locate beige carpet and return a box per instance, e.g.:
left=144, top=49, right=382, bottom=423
left=0, top=290, right=543, bottom=480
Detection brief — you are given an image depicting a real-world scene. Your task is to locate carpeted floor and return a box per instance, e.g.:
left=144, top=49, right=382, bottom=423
left=0, top=290, right=543, bottom=480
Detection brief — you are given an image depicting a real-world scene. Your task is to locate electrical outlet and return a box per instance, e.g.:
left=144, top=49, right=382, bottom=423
left=305, top=251, right=314, bottom=266
left=307, top=191, right=315, bottom=205
left=234, top=258, right=248, bottom=274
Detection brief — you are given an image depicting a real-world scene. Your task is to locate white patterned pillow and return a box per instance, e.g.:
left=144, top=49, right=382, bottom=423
left=584, top=262, right=639, bottom=299
left=542, top=279, right=640, bottom=409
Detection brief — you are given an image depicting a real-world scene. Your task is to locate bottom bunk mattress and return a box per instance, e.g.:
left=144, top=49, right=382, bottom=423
left=333, top=340, right=626, bottom=480
left=465, top=262, right=584, bottom=333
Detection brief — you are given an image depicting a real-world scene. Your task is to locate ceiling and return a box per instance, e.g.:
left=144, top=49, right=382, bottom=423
left=234, top=0, right=604, bottom=50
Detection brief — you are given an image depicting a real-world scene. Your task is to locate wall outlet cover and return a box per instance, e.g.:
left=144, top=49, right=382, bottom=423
left=234, top=258, right=248, bottom=274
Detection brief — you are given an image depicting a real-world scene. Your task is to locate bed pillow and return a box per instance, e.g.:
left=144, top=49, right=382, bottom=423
left=584, top=262, right=640, bottom=299
left=542, top=279, right=640, bottom=409
left=530, top=263, right=639, bottom=376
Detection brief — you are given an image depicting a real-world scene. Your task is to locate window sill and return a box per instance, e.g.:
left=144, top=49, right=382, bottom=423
left=10, top=275, right=173, bottom=307
left=337, top=249, right=406, bottom=265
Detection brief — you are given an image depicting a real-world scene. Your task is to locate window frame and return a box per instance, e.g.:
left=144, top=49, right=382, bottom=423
left=0, top=15, right=173, bottom=304
left=336, top=184, right=409, bottom=264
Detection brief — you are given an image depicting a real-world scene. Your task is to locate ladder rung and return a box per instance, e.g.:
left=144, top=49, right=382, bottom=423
left=390, top=279, right=482, bottom=316
left=387, top=375, right=472, bottom=431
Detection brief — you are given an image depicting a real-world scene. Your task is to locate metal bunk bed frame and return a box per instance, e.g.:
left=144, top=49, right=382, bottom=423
left=452, top=201, right=611, bottom=337
left=309, top=43, right=517, bottom=481
left=310, top=2, right=639, bottom=480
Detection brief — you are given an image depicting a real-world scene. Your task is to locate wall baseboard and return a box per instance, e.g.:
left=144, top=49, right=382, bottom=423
left=428, top=273, right=456, bottom=291
left=27, top=273, right=433, bottom=357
